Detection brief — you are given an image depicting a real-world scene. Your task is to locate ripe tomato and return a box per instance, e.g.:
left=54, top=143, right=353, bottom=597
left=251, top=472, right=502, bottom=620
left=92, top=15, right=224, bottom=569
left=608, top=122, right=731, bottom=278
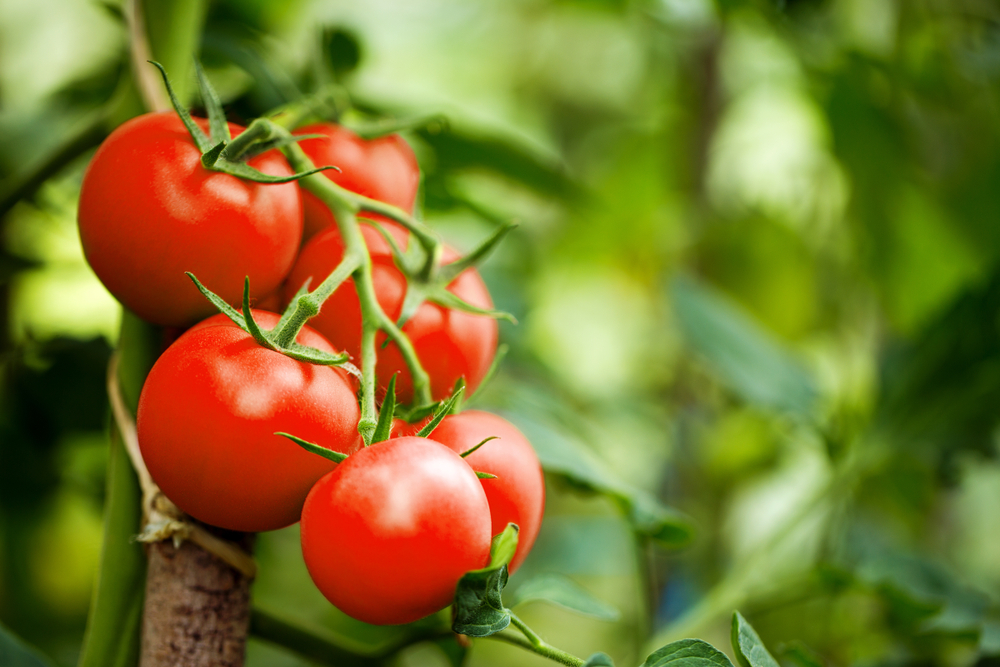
left=416, top=411, right=544, bottom=573
left=283, top=225, right=498, bottom=403
left=295, top=123, right=419, bottom=242
left=300, top=436, right=491, bottom=625
left=78, top=112, right=303, bottom=327
left=137, top=310, right=361, bottom=532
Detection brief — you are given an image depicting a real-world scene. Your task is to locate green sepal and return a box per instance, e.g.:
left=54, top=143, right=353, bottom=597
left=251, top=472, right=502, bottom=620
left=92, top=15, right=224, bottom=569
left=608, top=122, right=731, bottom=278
left=193, top=60, right=231, bottom=145
left=239, top=134, right=336, bottom=162
left=275, top=432, right=348, bottom=463
left=639, top=639, right=735, bottom=667
left=731, top=612, right=780, bottom=667
left=426, top=286, right=517, bottom=323
left=242, top=278, right=279, bottom=350
left=438, top=221, right=517, bottom=282
left=185, top=272, right=248, bottom=332
left=395, top=282, right=428, bottom=330
left=211, top=158, right=337, bottom=184
left=464, top=344, right=507, bottom=407
left=583, top=654, right=616, bottom=667
left=363, top=219, right=410, bottom=271
left=475, top=471, right=497, bottom=479
left=371, top=374, right=398, bottom=444
left=280, top=343, right=350, bottom=366
left=415, top=387, right=465, bottom=439
left=393, top=401, right=438, bottom=425
left=148, top=61, right=212, bottom=153
left=452, top=523, right=519, bottom=637
left=461, top=436, right=497, bottom=458
left=200, top=141, right=226, bottom=169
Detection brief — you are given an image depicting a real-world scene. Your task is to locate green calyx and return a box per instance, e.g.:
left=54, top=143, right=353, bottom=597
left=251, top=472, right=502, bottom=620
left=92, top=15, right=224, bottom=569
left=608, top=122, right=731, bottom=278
left=149, top=61, right=335, bottom=184
left=365, top=219, right=519, bottom=330
left=186, top=273, right=356, bottom=371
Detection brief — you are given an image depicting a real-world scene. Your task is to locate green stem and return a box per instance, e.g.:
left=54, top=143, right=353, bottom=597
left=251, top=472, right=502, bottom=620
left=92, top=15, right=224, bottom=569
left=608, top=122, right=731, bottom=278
left=273, top=252, right=361, bottom=348
left=222, top=118, right=277, bottom=162
left=497, top=613, right=585, bottom=667
left=278, top=131, right=434, bottom=409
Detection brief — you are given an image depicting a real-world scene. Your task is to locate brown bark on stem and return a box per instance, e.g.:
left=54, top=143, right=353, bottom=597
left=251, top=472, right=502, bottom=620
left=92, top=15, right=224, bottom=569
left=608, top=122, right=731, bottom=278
left=140, top=535, right=253, bottom=667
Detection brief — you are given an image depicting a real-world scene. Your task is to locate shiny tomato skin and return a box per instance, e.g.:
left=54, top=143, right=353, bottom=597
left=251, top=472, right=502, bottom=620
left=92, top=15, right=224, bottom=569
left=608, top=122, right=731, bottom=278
left=422, top=411, right=544, bottom=573
left=78, top=112, right=303, bottom=327
left=283, top=226, right=498, bottom=403
left=137, top=310, right=361, bottom=532
left=296, top=123, right=419, bottom=242
left=300, top=436, right=491, bottom=625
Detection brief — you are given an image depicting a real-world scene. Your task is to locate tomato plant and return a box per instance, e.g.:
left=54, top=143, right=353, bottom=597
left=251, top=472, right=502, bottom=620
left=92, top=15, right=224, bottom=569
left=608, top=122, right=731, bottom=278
left=426, top=410, right=544, bottom=573
left=300, top=436, right=491, bottom=626
left=283, top=224, right=499, bottom=403
left=296, top=123, right=419, bottom=242
left=137, top=310, right=361, bottom=532
left=78, top=112, right=303, bottom=327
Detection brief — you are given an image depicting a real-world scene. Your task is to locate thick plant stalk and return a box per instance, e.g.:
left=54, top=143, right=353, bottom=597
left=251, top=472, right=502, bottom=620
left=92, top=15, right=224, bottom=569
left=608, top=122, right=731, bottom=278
left=140, top=537, right=253, bottom=667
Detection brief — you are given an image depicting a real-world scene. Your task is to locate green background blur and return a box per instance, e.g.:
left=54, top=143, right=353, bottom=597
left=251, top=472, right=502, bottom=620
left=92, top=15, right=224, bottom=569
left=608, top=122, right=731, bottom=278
left=3, top=0, right=1000, bottom=665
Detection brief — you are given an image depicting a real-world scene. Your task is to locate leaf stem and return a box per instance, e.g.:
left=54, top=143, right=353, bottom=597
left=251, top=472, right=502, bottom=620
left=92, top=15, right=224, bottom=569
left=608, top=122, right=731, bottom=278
left=273, top=252, right=361, bottom=348
left=492, top=613, right=585, bottom=667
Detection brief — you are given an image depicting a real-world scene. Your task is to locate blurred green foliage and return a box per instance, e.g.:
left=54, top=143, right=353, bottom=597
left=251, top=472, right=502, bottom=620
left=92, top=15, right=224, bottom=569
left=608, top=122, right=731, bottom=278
left=3, top=0, right=1000, bottom=665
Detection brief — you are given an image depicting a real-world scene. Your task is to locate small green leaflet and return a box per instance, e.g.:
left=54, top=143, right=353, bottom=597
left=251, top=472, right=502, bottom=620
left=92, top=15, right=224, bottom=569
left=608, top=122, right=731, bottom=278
left=511, top=574, right=620, bottom=621
left=452, top=524, right=518, bottom=637
left=640, top=639, right=735, bottom=667
left=670, top=275, right=817, bottom=417
left=731, top=612, right=780, bottom=667
left=0, top=622, right=55, bottom=667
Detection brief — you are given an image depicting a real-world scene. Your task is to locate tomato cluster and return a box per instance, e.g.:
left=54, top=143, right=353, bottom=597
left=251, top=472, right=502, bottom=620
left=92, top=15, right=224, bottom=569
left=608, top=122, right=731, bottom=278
left=79, top=109, right=544, bottom=626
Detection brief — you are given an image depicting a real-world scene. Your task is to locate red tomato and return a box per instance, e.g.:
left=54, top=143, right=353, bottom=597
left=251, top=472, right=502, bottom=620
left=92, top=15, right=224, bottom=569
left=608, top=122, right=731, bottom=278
left=301, top=436, right=491, bottom=625
left=283, top=226, right=498, bottom=403
left=137, top=311, right=361, bottom=532
left=296, top=123, right=419, bottom=242
left=420, top=411, right=544, bottom=573
left=78, top=112, right=303, bottom=327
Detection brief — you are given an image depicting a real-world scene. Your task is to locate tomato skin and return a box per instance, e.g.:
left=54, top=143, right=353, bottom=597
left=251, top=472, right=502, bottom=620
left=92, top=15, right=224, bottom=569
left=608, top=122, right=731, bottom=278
left=296, top=123, right=419, bottom=242
left=300, top=436, right=491, bottom=625
left=137, top=311, right=361, bottom=532
left=420, top=411, right=544, bottom=573
left=283, top=226, right=498, bottom=403
left=78, top=112, right=303, bottom=327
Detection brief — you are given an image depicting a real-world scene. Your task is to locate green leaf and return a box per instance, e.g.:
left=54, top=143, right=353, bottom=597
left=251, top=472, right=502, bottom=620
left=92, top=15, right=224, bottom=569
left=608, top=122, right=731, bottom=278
left=511, top=413, right=694, bottom=547
left=0, top=622, right=55, bottom=667
left=583, top=653, right=616, bottom=667
left=731, top=612, right=780, bottom=667
left=452, top=524, right=519, bottom=637
left=511, top=574, right=620, bottom=621
left=778, top=641, right=825, bottom=667
left=148, top=60, right=212, bottom=153
left=640, top=639, right=736, bottom=667
left=670, top=275, right=818, bottom=416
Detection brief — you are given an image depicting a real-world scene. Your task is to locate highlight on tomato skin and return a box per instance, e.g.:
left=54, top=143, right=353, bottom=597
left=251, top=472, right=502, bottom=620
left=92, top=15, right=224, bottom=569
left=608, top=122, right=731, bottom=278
left=295, top=122, right=420, bottom=243
left=137, top=310, right=361, bottom=533
left=77, top=112, right=304, bottom=327
left=282, top=225, right=499, bottom=403
left=299, top=436, right=492, bottom=626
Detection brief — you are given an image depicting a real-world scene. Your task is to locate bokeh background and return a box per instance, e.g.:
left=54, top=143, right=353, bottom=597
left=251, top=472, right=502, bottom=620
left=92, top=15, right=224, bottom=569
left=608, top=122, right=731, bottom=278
left=3, top=0, right=1000, bottom=665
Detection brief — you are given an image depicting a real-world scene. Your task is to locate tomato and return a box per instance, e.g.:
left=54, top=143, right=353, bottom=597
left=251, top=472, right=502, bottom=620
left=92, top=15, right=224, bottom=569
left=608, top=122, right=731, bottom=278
left=412, top=411, right=544, bottom=573
left=295, top=123, right=419, bottom=242
left=300, top=436, right=491, bottom=625
left=78, top=112, right=303, bottom=327
left=283, top=225, right=498, bottom=403
left=137, top=310, right=361, bottom=532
